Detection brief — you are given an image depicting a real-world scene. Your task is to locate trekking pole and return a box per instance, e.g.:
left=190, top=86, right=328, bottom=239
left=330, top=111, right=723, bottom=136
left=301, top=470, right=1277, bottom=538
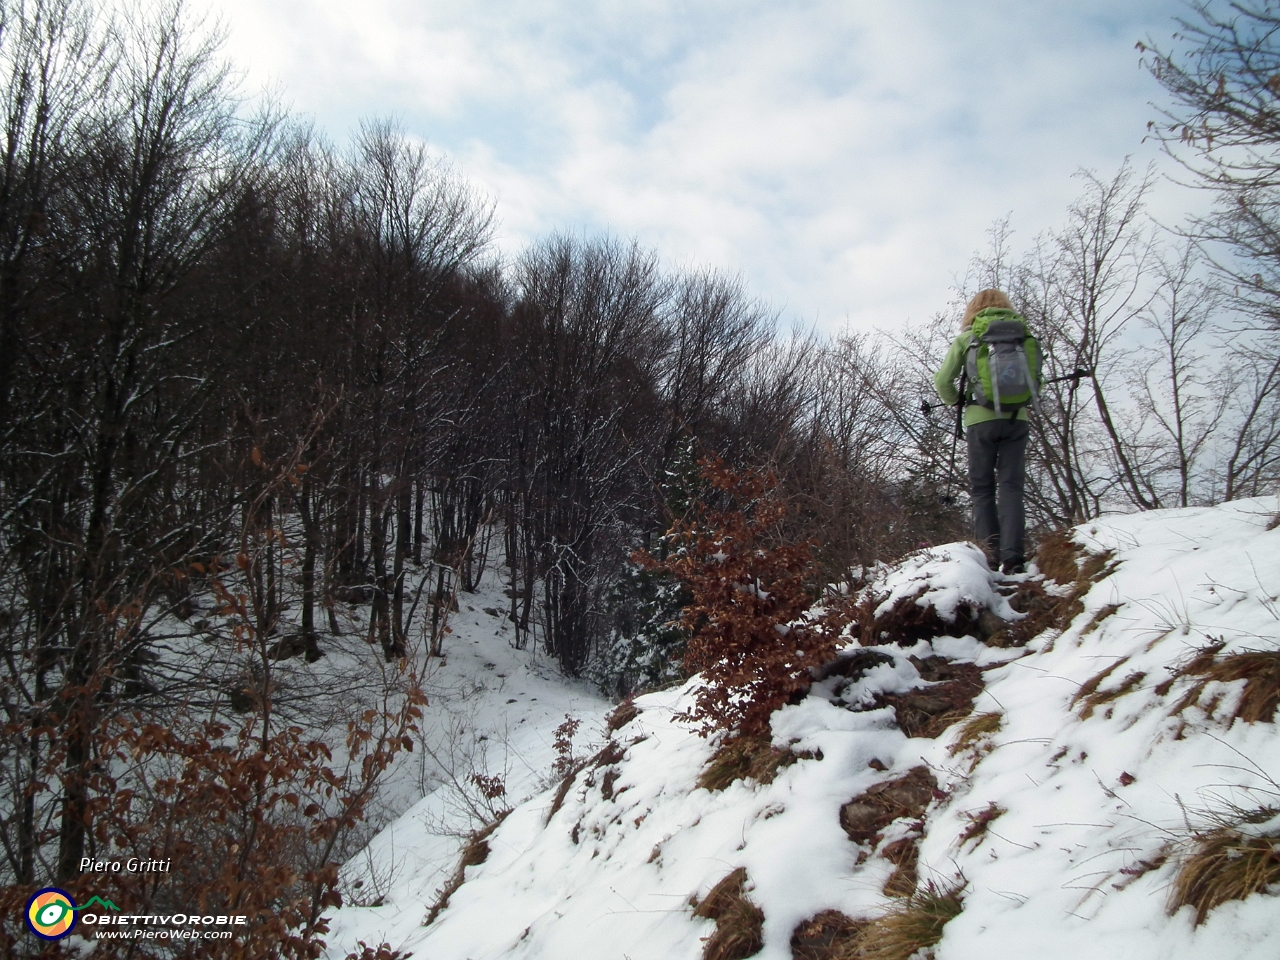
left=920, top=394, right=952, bottom=505
left=1044, top=367, right=1093, bottom=387
left=941, top=368, right=967, bottom=504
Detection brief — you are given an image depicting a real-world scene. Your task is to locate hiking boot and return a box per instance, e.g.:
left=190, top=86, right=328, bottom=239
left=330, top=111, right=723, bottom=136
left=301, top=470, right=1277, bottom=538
left=1000, top=559, right=1026, bottom=575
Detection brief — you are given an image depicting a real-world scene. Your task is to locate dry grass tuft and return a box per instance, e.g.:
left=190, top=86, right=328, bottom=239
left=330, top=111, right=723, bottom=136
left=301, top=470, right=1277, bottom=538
left=1035, top=529, right=1084, bottom=584
left=1070, top=658, right=1135, bottom=719
left=1032, top=527, right=1117, bottom=585
left=790, top=910, right=865, bottom=959
left=1081, top=603, right=1121, bottom=635
left=1172, top=649, right=1280, bottom=724
left=947, top=711, right=1001, bottom=758
left=1072, top=659, right=1126, bottom=705
left=698, top=736, right=815, bottom=792
left=854, top=880, right=965, bottom=960
left=787, top=883, right=964, bottom=959
left=545, top=740, right=629, bottom=822
left=606, top=699, right=640, bottom=732
left=1169, top=806, right=1280, bottom=925
left=545, top=758, right=590, bottom=823
left=594, top=739, right=627, bottom=767
left=423, top=812, right=510, bottom=926
left=693, top=867, right=765, bottom=960
left=1079, top=551, right=1116, bottom=582
left=1075, top=667, right=1147, bottom=720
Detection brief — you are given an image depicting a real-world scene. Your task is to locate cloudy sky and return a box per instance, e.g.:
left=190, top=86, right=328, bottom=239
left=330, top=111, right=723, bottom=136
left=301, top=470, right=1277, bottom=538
left=186, top=0, right=1196, bottom=333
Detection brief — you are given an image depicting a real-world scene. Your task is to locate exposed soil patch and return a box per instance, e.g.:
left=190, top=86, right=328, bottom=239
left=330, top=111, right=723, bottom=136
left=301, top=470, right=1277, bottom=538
left=911, top=656, right=979, bottom=684
left=881, top=836, right=920, bottom=897
left=1000, top=579, right=1071, bottom=646
left=814, top=648, right=896, bottom=683
left=877, top=659, right=985, bottom=738
left=1003, top=579, right=1087, bottom=647
left=840, top=766, right=939, bottom=846
left=854, top=593, right=983, bottom=647
left=789, top=910, right=865, bottom=959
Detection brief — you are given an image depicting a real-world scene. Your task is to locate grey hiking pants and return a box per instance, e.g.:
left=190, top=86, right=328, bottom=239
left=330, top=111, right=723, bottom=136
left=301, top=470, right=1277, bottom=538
left=966, top=417, right=1028, bottom=565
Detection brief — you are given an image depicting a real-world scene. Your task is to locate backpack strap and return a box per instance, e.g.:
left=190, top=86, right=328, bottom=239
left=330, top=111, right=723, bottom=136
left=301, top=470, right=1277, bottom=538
left=991, top=345, right=1003, bottom=414
left=964, top=335, right=980, bottom=405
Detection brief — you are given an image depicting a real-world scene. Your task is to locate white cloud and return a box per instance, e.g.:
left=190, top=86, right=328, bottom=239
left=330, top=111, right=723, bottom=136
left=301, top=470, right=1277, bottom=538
left=176, top=0, right=1192, bottom=333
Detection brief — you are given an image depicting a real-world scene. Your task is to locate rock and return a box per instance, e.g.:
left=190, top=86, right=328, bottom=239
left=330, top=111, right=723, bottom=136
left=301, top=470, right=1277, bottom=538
left=977, top=608, right=1009, bottom=640
left=839, top=766, right=939, bottom=844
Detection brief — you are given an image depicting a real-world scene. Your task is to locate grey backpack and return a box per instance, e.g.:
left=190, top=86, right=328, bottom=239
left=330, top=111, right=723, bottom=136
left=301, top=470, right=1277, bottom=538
left=965, top=311, right=1042, bottom=414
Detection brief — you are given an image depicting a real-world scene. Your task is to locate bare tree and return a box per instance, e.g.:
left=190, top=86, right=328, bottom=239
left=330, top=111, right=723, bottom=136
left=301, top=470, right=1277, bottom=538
left=502, top=235, right=668, bottom=673
left=1221, top=333, right=1280, bottom=497
left=1143, top=0, right=1280, bottom=329
left=982, top=164, right=1161, bottom=522
left=1127, top=243, right=1230, bottom=506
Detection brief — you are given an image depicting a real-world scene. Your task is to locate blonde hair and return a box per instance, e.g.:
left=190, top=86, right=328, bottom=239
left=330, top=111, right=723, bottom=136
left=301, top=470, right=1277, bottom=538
left=962, top=289, right=1012, bottom=329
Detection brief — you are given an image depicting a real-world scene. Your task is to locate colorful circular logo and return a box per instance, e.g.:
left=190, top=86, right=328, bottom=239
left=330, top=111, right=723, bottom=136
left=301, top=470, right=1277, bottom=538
left=26, top=888, right=77, bottom=940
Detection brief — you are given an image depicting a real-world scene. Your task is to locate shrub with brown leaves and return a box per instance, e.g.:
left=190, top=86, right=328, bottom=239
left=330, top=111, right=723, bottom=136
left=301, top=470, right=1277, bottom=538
left=0, top=698, right=423, bottom=958
left=0, top=622, right=426, bottom=959
left=638, top=458, right=837, bottom=738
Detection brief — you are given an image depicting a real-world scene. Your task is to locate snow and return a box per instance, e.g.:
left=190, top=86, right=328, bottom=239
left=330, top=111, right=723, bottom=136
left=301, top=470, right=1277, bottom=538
left=320, top=497, right=1280, bottom=960
left=316, top=576, right=613, bottom=956
left=867, top=541, right=1022, bottom=623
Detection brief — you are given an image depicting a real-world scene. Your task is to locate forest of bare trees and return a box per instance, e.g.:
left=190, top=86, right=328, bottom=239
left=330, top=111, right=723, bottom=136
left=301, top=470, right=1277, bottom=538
left=1, top=0, right=1279, bottom=955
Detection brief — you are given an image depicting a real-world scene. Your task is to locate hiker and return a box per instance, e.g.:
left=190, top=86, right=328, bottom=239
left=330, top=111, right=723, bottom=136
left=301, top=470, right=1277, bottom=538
left=933, top=289, right=1041, bottom=575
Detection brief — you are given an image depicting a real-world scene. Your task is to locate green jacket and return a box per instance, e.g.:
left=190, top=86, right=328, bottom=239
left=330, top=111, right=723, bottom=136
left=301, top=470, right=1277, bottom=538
left=933, top=312, right=1032, bottom=427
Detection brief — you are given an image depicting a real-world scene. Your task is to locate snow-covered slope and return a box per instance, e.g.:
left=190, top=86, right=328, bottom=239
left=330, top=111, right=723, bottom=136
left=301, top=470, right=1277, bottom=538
left=318, top=576, right=612, bottom=956
left=326, top=498, right=1280, bottom=960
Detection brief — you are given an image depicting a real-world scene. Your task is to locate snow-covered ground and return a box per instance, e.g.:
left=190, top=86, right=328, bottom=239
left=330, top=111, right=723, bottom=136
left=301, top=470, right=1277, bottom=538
left=318, top=575, right=613, bottom=956
left=322, top=497, right=1280, bottom=960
